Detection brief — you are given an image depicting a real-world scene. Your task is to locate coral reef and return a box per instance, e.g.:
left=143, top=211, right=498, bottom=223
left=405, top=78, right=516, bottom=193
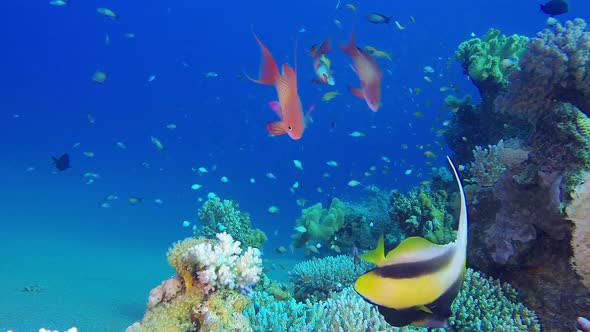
left=335, top=186, right=392, bottom=252
left=449, top=19, right=590, bottom=330
left=197, top=197, right=267, bottom=249
left=496, top=18, right=590, bottom=119
left=456, top=28, right=529, bottom=107
left=288, top=255, right=371, bottom=301
left=469, top=139, right=530, bottom=187
left=449, top=269, right=540, bottom=331
left=128, top=232, right=262, bottom=331
left=246, top=268, right=540, bottom=331
left=291, top=198, right=346, bottom=249
left=389, top=183, right=457, bottom=245
left=566, top=172, right=590, bottom=290
left=180, top=232, right=262, bottom=294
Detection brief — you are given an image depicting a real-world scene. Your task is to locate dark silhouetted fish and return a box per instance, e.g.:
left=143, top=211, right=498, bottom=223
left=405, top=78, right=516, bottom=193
left=366, top=12, right=391, bottom=25
left=52, top=153, right=70, bottom=171
left=540, top=0, right=568, bottom=16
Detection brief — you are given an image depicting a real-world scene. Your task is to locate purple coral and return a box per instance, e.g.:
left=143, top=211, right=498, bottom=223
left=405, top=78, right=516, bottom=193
left=496, top=18, right=590, bottom=118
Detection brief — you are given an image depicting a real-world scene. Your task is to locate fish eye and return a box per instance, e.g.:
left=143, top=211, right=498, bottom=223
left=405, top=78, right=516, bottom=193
left=288, top=126, right=293, bottom=131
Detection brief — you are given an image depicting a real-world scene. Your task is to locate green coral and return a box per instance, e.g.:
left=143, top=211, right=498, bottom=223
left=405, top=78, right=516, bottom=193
left=292, top=198, right=346, bottom=248
left=197, top=197, right=267, bottom=248
left=444, top=94, right=473, bottom=109
left=456, top=28, right=529, bottom=95
left=390, top=185, right=456, bottom=245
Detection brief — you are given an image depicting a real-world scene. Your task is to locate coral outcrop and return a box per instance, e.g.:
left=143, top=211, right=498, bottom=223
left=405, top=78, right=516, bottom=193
left=566, top=172, right=590, bottom=290
left=291, top=198, right=346, bottom=248
left=288, top=255, right=371, bottom=301
left=456, top=28, right=529, bottom=108
left=197, top=197, right=267, bottom=249
left=245, top=268, right=540, bottom=331
left=127, top=232, right=262, bottom=331
left=496, top=18, right=590, bottom=119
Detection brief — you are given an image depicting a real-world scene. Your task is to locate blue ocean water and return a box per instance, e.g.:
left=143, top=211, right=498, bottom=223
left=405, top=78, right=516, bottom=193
left=0, top=0, right=587, bottom=331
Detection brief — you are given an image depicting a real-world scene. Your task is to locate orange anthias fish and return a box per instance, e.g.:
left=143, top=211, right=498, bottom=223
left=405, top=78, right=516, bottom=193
left=246, top=33, right=305, bottom=140
left=309, top=37, right=335, bottom=86
left=341, top=32, right=383, bottom=112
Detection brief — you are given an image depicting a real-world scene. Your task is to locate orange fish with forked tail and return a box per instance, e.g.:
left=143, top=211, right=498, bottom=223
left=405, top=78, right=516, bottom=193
left=246, top=33, right=305, bottom=140
left=341, top=31, right=383, bottom=112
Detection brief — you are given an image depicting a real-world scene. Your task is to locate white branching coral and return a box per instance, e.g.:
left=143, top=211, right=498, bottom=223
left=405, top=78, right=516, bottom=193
left=182, top=232, right=262, bottom=293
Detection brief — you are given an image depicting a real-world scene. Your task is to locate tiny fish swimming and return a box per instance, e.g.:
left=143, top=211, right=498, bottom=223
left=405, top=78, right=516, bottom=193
left=354, top=156, right=468, bottom=328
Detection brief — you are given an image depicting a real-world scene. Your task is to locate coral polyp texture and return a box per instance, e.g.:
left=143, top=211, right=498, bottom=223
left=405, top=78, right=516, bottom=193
left=496, top=18, right=590, bottom=118
left=456, top=28, right=529, bottom=106
left=182, top=232, right=262, bottom=293
left=566, top=172, right=590, bottom=290
left=197, top=197, right=267, bottom=249
left=245, top=268, right=540, bottom=331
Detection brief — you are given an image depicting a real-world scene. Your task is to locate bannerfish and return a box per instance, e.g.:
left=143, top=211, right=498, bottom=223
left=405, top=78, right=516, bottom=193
left=52, top=153, right=70, bottom=171
left=310, top=37, right=335, bottom=86
left=341, top=31, right=382, bottom=112
left=246, top=33, right=305, bottom=140
left=354, top=156, right=468, bottom=328
left=540, top=0, right=568, bottom=16
left=366, top=12, right=391, bottom=25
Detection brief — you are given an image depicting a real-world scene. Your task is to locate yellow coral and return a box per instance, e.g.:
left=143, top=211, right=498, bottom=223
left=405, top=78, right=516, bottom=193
left=566, top=172, right=590, bottom=290
left=195, top=291, right=252, bottom=332
left=126, top=288, right=204, bottom=331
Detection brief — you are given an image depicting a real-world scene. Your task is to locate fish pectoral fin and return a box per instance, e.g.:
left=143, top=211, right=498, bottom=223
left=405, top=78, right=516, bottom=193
left=348, top=86, right=364, bottom=99
left=268, top=101, right=283, bottom=118
left=361, top=234, right=386, bottom=266
left=417, top=305, right=433, bottom=314
left=266, top=121, right=287, bottom=136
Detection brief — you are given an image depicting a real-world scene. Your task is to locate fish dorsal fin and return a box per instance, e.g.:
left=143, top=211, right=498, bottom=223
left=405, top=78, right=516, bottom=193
left=361, top=234, right=386, bottom=266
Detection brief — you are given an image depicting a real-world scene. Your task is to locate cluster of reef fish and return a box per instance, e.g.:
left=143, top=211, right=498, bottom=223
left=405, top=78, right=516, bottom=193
left=125, top=18, right=590, bottom=331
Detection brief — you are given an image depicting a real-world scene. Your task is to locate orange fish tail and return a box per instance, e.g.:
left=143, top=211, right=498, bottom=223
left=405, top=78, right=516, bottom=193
left=249, top=33, right=280, bottom=85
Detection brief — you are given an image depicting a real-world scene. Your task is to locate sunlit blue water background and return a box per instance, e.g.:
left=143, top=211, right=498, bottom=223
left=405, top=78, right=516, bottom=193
left=0, top=0, right=587, bottom=330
